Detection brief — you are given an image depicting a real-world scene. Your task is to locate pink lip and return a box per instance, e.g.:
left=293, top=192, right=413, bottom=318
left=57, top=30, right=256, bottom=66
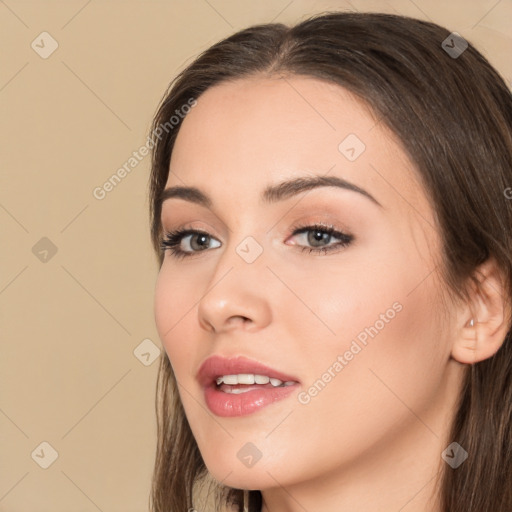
left=197, top=355, right=300, bottom=417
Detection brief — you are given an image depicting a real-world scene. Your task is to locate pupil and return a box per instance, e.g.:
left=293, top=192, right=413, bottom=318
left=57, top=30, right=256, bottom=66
left=191, top=234, right=209, bottom=251
left=309, top=230, right=329, bottom=247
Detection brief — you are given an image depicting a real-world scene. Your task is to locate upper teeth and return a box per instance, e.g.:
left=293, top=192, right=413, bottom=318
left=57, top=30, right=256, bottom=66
left=215, top=374, right=295, bottom=386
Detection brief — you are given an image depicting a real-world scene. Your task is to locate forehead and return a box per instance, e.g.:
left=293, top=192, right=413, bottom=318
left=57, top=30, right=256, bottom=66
left=172, top=76, right=381, bottom=169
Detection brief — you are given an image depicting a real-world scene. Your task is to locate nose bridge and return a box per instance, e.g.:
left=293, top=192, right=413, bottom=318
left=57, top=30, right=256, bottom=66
left=213, top=212, right=270, bottom=279
left=197, top=230, right=273, bottom=332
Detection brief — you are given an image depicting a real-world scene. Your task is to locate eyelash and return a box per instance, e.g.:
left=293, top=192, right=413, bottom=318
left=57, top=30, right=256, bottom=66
left=160, top=223, right=353, bottom=260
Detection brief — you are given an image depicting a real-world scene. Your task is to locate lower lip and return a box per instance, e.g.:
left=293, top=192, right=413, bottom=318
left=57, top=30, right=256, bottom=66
left=204, top=383, right=299, bottom=417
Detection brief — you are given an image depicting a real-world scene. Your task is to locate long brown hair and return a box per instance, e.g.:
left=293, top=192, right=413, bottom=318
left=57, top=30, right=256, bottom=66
left=148, top=11, right=512, bottom=512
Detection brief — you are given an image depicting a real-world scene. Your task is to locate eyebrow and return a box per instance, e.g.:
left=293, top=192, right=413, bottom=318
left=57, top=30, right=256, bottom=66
left=158, top=174, right=382, bottom=210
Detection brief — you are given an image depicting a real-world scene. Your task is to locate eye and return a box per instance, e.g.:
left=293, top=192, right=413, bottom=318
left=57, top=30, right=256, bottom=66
left=287, top=223, right=353, bottom=255
left=160, top=223, right=353, bottom=260
left=160, top=228, right=221, bottom=260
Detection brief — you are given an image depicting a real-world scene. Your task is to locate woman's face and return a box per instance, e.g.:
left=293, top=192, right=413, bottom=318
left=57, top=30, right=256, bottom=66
left=154, top=76, right=462, bottom=492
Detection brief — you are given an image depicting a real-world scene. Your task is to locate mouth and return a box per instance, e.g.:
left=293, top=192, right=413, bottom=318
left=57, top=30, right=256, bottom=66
left=197, top=355, right=301, bottom=417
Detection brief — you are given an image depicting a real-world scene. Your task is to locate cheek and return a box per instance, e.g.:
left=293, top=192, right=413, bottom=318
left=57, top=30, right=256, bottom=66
left=309, top=224, right=446, bottom=376
left=154, top=265, right=199, bottom=378
left=285, top=242, right=447, bottom=432
left=254, top=293, right=443, bottom=486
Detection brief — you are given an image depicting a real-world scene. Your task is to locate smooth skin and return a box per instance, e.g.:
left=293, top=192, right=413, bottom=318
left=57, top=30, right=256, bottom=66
left=154, top=76, right=509, bottom=512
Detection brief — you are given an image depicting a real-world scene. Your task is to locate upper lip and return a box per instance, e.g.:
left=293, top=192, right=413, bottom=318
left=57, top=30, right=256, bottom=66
left=197, top=355, right=300, bottom=387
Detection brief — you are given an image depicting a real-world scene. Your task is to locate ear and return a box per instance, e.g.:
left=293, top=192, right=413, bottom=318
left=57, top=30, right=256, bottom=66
left=451, top=257, right=511, bottom=365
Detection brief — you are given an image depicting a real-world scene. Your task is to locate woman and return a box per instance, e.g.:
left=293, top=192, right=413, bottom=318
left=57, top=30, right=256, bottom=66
left=148, top=11, right=512, bottom=512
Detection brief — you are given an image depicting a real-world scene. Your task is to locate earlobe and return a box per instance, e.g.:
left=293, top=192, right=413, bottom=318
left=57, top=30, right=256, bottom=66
left=451, top=258, right=511, bottom=365
left=452, top=317, right=479, bottom=365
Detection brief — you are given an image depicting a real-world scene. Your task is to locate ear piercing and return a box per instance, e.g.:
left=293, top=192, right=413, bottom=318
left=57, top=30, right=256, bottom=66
left=469, top=318, right=475, bottom=327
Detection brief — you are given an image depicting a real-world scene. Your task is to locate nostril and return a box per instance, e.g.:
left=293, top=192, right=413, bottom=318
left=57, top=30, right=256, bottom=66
left=229, top=315, right=249, bottom=323
left=228, top=316, right=250, bottom=325
left=199, top=316, right=217, bottom=333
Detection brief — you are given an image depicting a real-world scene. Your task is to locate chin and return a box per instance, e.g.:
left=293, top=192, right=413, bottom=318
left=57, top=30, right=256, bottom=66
left=204, top=458, right=281, bottom=490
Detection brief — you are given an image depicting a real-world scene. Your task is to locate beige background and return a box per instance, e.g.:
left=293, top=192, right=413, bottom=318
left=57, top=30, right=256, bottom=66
left=1, top=0, right=510, bottom=510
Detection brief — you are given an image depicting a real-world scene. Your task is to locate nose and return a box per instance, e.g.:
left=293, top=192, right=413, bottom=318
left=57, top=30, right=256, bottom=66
left=197, top=249, right=273, bottom=335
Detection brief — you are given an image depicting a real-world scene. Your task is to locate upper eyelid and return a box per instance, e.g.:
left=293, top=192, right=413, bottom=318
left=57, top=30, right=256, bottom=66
left=166, top=224, right=350, bottom=246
